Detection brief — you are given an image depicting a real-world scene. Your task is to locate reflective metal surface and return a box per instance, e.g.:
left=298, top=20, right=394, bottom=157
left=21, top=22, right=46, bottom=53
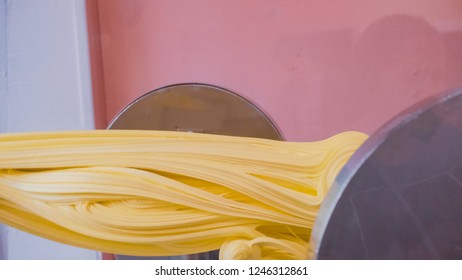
left=108, top=83, right=282, bottom=140
left=108, top=83, right=283, bottom=259
left=313, top=88, right=462, bottom=259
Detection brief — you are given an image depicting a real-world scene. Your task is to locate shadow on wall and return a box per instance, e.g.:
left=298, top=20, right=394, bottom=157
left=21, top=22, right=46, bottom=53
left=271, top=14, right=461, bottom=140
left=353, top=14, right=447, bottom=122
left=352, top=14, right=462, bottom=130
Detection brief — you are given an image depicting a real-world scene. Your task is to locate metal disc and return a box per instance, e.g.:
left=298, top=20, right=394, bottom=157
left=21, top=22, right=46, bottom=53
left=107, top=83, right=283, bottom=259
left=108, top=83, right=282, bottom=140
left=312, top=88, right=462, bottom=259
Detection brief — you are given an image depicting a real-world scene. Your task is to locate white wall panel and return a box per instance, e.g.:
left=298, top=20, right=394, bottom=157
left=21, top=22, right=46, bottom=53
left=0, top=0, right=8, bottom=260
left=0, top=0, right=98, bottom=259
left=0, top=0, right=6, bottom=132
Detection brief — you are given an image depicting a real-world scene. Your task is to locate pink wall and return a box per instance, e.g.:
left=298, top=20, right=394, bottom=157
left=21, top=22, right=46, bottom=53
left=87, top=0, right=462, bottom=141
